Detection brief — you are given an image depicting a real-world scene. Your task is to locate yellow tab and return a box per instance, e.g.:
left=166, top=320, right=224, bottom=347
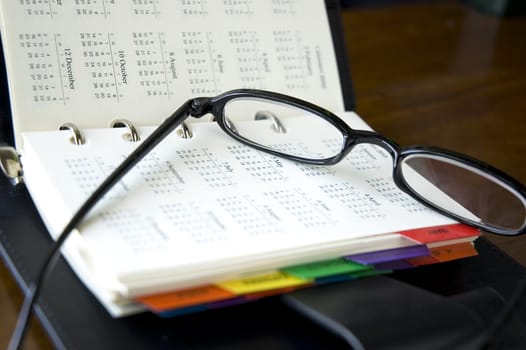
left=217, top=271, right=308, bottom=294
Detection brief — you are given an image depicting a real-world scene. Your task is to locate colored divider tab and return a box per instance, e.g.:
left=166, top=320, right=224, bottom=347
left=314, top=273, right=355, bottom=285
left=399, top=223, right=479, bottom=244
left=348, top=268, right=391, bottom=279
left=346, top=245, right=429, bottom=265
left=406, top=242, right=478, bottom=266
left=136, top=285, right=235, bottom=312
left=207, top=296, right=249, bottom=309
left=428, top=242, right=478, bottom=262
left=406, top=254, right=440, bottom=266
left=244, top=286, right=301, bottom=301
left=217, top=271, right=308, bottom=294
left=157, top=285, right=303, bottom=317
left=374, top=259, right=415, bottom=270
left=315, top=268, right=390, bottom=285
left=281, top=258, right=371, bottom=280
left=158, top=304, right=208, bottom=318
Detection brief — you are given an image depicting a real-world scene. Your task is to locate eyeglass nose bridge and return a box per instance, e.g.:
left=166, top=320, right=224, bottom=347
left=343, top=130, right=401, bottom=163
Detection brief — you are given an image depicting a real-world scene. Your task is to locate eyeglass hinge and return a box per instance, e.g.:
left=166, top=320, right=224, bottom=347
left=189, top=97, right=212, bottom=118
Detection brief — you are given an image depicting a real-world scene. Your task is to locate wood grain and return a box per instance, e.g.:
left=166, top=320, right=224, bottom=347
left=341, top=1, right=526, bottom=267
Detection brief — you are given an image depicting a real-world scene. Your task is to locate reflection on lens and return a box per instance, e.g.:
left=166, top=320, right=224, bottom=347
left=400, top=154, right=526, bottom=234
left=223, top=97, right=344, bottom=160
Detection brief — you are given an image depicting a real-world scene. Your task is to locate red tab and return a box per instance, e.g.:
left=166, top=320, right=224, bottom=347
left=399, top=224, right=479, bottom=244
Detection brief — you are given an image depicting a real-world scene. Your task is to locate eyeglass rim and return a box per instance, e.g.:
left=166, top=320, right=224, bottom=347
left=209, top=89, right=389, bottom=165
left=394, top=146, right=526, bottom=235
left=206, top=89, right=526, bottom=235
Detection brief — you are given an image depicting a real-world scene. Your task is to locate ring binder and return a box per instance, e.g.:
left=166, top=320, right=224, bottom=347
left=255, top=111, right=287, bottom=134
left=110, top=119, right=141, bottom=142
left=175, top=122, right=193, bottom=139
left=59, top=122, right=85, bottom=145
left=0, top=144, right=23, bottom=185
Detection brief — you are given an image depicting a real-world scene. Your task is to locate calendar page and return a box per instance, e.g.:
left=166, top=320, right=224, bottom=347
left=0, top=0, right=344, bottom=147
left=21, top=112, right=459, bottom=309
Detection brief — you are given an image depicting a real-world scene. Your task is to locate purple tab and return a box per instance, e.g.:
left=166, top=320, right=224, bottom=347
left=346, top=245, right=429, bottom=265
left=374, top=259, right=415, bottom=270
left=207, top=296, right=248, bottom=309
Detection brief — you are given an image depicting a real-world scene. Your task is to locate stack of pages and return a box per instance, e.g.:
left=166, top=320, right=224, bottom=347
left=0, top=0, right=479, bottom=317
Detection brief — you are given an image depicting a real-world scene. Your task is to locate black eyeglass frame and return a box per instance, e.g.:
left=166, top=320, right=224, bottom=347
left=8, top=88, right=526, bottom=350
left=208, top=89, right=526, bottom=236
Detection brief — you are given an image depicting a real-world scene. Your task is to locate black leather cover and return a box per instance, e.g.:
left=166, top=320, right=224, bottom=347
left=284, top=274, right=526, bottom=349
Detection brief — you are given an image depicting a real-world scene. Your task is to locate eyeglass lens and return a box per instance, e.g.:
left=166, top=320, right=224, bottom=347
left=400, top=154, right=526, bottom=234
left=223, top=97, right=345, bottom=160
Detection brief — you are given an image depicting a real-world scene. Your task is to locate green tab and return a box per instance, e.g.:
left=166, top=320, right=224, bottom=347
left=348, top=269, right=391, bottom=279
left=282, top=258, right=370, bottom=279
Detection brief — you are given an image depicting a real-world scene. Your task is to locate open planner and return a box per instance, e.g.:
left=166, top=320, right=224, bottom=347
left=0, top=0, right=479, bottom=318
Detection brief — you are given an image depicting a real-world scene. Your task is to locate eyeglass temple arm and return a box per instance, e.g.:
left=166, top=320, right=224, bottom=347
left=61, top=98, right=211, bottom=237
left=8, top=97, right=212, bottom=350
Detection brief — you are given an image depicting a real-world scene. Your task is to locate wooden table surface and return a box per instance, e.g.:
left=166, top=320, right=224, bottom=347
left=1, top=1, right=526, bottom=348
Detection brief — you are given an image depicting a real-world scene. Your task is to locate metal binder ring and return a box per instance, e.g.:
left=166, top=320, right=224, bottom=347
left=0, top=145, right=23, bottom=185
left=176, top=122, right=193, bottom=139
left=59, top=122, right=85, bottom=145
left=110, top=119, right=141, bottom=142
left=255, top=111, right=287, bottom=134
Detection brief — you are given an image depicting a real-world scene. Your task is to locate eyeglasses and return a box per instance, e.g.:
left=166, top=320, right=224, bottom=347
left=210, top=89, right=526, bottom=236
left=9, top=88, right=526, bottom=349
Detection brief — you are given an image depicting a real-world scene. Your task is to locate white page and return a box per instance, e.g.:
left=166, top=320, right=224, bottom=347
left=0, top=0, right=344, bottom=147
left=21, top=112, right=457, bottom=300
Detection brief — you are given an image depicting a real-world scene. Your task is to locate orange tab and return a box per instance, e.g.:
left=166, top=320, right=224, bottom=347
left=428, top=242, right=478, bottom=262
left=406, top=242, right=478, bottom=266
left=405, top=255, right=440, bottom=266
left=136, top=285, right=235, bottom=312
left=400, top=224, right=479, bottom=244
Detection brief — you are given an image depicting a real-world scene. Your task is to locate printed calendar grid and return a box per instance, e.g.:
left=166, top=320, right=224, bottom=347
left=133, top=31, right=173, bottom=98
left=131, top=0, right=160, bottom=17
left=367, top=177, right=428, bottom=213
left=160, top=202, right=229, bottom=244
left=177, top=148, right=235, bottom=188
left=264, top=188, right=333, bottom=229
left=98, top=208, right=168, bottom=254
left=217, top=195, right=282, bottom=237
left=320, top=182, right=387, bottom=220
left=181, top=0, right=208, bottom=16
left=227, top=144, right=288, bottom=183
